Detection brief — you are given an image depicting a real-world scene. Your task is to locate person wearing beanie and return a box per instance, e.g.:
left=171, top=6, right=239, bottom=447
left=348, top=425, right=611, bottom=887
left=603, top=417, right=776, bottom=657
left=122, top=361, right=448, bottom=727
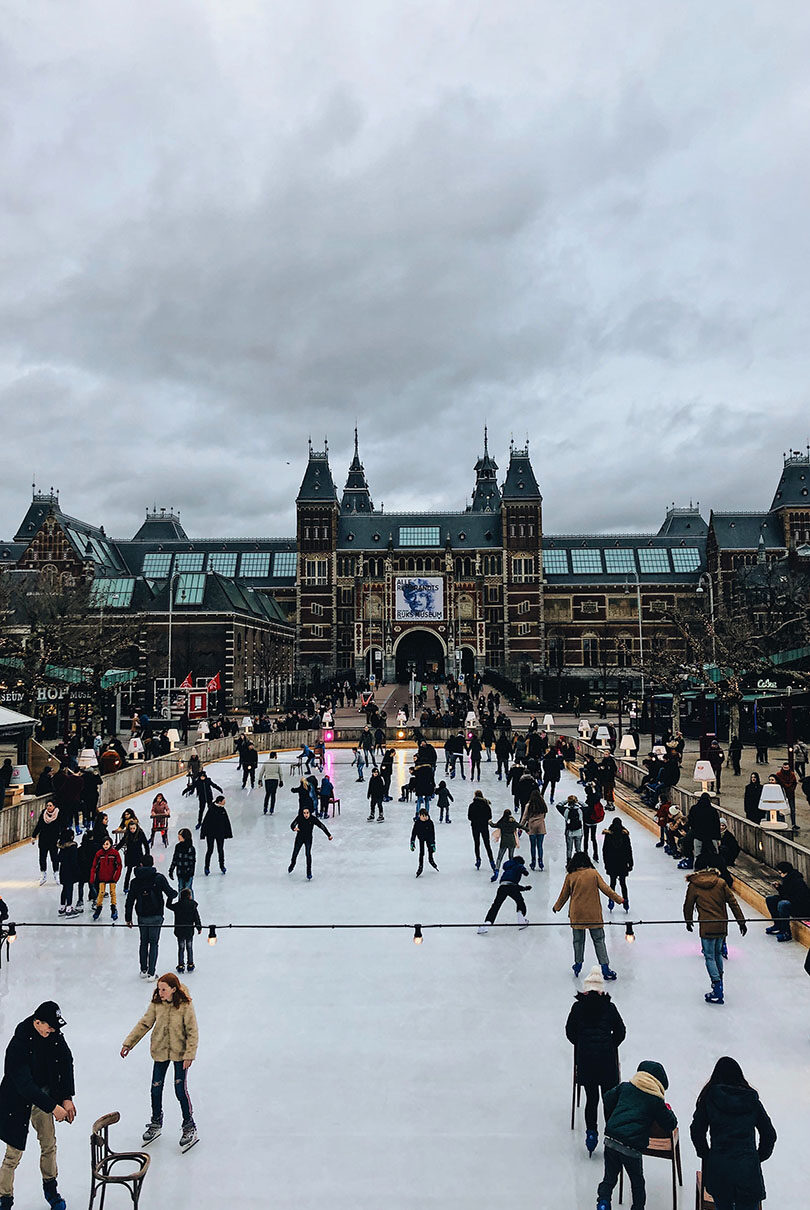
left=565, top=967, right=626, bottom=1156
left=683, top=852, right=747, bottom=1005
left=596, top=1060, right=677, bottom=1210
left=552, top=852, right=623, bottom=980
left=0, top=1002, right=75, bottom=1210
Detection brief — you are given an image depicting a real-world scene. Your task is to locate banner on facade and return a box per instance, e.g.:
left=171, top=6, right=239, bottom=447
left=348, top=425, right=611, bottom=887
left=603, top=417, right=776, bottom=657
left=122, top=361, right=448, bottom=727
left=394, top=576, right=444, bottom=622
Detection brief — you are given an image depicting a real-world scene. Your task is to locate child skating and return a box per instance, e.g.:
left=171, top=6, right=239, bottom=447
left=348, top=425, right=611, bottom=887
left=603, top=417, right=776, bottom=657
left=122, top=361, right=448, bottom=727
left=436, top=781, right=453, bottom=823
left=478, top=855, right=532, bottom=933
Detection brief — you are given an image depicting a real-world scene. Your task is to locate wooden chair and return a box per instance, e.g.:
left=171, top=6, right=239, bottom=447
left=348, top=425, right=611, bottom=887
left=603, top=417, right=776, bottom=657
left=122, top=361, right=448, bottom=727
left=619, top=1126, right=682, bottom=1209
left=329, top=798, right=341, bottom=817
left=289, top=758, right=303, bottom=775
left=695, top=1170, right=761, bottom=1210
left=89, top=1113, right=150, bottom=1209
left=570, top=1054, right=582, bottom=1129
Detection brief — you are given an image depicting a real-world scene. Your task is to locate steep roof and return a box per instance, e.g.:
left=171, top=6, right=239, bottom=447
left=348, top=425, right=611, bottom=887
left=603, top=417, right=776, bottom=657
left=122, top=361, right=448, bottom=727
left=297, top=448, right=338, bottom=503
left=770, top=451, right=810, bottom=511
left=131, top=510, right=189, bottom=541
left=340, top=429, right=374, bottom=514
left=502, top=446, right=541, bottom=501
left=709, top=512, right=785, bottom=550
left=657, top=507, right=708, bottom=537
left=470, top=427, right=501, bottom=512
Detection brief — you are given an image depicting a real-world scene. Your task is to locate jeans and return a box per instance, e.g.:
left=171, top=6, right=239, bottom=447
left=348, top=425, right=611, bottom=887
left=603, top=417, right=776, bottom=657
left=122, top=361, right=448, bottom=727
left=765, top=894, right=792, bottom=933
left=177, top=876, right=194, bottom=894
left=598, top=1144, right=645, bottom=1210
left=583, top=823, right=598, bottom=856
left=138, top=916, right=163, bottom=976
left=693, top=838, right=717, bottom=861
left=572, top=926, right=609, bottom=966
left=450, top=754, right=465, bottom=779
left=262, top=779, right=279, bottom=812
left=485, top=883, right=526, bottom=923
left=151, top=1060, right=194, bottom=1127
left=176, top=929, right=195, bottom=967
left=471, top=825, right=494, bottom=865
left=494, top=840, right=516, bottom=871
left=529, top=834, right=544, bottom=866
left=541, top=776, right=559, bottom=801
left=470, top=757, right=481, bottom=781
left=701, top=935, right=725, bottom=983
left=416, top=794, right=433, bottom=812
left=496, top=756, right=509, bottom=779
left=565, top=831, right=583, bottom=861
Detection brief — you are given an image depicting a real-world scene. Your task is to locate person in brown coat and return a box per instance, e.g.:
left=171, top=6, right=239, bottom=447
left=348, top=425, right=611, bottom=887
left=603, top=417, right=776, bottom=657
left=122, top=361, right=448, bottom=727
left=553, top=852, right=622, bottom=980
left=519, top=788, right=548, bottom=870
left=683, top=852, right=747, bottom=1005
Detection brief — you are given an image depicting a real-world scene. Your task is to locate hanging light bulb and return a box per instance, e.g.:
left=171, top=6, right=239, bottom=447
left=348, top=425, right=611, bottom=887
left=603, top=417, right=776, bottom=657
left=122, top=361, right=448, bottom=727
left=7, top=923, right=16, bottom=943
left=208, top=925, right=217, bottom=946
left=625, top=922, right=635, bottom=944
left=413, top=924, right=423, bottom=945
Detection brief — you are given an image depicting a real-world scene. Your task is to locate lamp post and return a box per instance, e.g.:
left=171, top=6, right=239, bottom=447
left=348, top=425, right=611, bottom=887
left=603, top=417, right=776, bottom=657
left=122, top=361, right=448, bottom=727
left=166, top=571, right=183, bottom=719
left=696, top=572, right=716, bottom=663
left=628, top=571, right=645, bottom=719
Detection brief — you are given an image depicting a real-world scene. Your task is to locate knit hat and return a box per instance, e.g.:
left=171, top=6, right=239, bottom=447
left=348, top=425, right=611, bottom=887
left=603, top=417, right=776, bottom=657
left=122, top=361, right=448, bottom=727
left=583, top=966, right=604, bottom=994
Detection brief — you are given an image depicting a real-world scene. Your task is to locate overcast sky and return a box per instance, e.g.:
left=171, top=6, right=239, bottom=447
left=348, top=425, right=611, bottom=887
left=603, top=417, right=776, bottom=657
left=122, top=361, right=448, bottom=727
left=2, top=1, right=809, bottom=542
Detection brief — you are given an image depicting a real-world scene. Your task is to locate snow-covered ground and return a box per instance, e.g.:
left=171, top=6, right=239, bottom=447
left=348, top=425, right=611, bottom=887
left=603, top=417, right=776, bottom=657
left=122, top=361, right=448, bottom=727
left=0, top=748, right=807, bottom=1209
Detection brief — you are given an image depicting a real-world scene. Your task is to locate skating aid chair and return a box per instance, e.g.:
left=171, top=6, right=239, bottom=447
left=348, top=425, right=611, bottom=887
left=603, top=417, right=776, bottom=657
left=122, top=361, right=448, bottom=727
left=570, top=1053, right=582, bottom=1129
left=695, top=1170, right=761, bottom=1210
left=89, top=1113, right=150, bottom=1209
left=618, top=1125, right=682, bottom=1209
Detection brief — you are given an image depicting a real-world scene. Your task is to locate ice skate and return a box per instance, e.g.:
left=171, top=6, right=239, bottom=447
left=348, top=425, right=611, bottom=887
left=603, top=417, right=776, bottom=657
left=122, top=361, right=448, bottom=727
left=180, top=1123, right=199, bottom=1152
left=39, top=872, right=47, bottom=885
left=600, top=964, right=617, bottom=981
left=92, top=906, right=101, bottom=921
left=42, top=1178, right=66, bottom=1210
left=111, top=907, right=118, bottom=921
left=705, top=980, right=724, bottom=1004
left=58, top=906, right=67, bottom=915
left=477, top=923, right=489, bottom=934
left=518, top=913, right=529, bottom=930
left=572, top=963, right=582, bottom=976
left=142, top=1120, right=162, bottom=1144
left=585, top=1128, right=598, bottom=1156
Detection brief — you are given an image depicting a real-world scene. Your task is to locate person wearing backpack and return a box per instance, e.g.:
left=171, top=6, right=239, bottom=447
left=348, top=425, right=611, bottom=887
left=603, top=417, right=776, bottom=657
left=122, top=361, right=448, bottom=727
left=557, top=796, right=585, bottom=862
left=125, top=855, right=177, bottom=980
left=583, top=787, right=605, bottom=861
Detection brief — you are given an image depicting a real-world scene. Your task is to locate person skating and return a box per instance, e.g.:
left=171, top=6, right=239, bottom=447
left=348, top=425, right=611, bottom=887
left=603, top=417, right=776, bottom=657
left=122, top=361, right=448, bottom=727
left=582, top=786, right=605, bottom=860
left=0, top=1002, right=75, bottom=1210
left=467, top=790, right=497, bottom=872
left=410, top=808, right=438, bottom=876
left=690, top=1056, right=776, bottom=1209
left=595, top=1060, right=677, bottom=1210
left=149, top=794, right=171, bottom=848
left=56, top=830, right=80, bottom=917
left=466, top=732, right=483, bottom=781
left=367, top=769, right=386, bottom=821
left=478, top=855, right=532, bottom=933
left=489, top=809, right=522, bottom=880
left=121, top=972, right=199, bottom=1151
left=494, top=732, right=512, bottom=780
left=117, top=819, right=150, bottom=892
left=558, top=795, right=585, bottom=862
left=318, top=774, right=335, bottom=819
left=601, top=819, right=633, bottom=912
left=124, top=855, right=177, bottom=979
left=168, top=829, right=196, bottom=893
left=565, top=966, right=626, bottom=1156
left=199, top=796, right=232, bottom=875
left=436, top=781, right=453, bottom=823
left=90, top=837, right=123, bottom=921
left=683, top=852, right=747, bottom=1005
left=193, top=771, right=222, bottom=830
left=32, top=802, right=61, bottom=886
left=288, top=806, right=332, bottom=879
left=257, top=751, right=283, bottom=814
left=241, top=741, right=259, bottom=789
left=519, top=788, right=548, bottom=870
left=76, top=827, right=99, bottom=911
left=165, top=889, right=203, bottom=973
left=552, top=852, right=622, bottom=979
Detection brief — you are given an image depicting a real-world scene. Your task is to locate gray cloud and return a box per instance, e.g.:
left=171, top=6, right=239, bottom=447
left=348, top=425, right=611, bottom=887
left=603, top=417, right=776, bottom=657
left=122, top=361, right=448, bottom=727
left=1, top=0, right=809, bottom=542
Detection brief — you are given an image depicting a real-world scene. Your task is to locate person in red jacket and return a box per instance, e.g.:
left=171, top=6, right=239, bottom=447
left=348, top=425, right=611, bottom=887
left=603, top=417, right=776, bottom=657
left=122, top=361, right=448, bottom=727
left=90, top=838, right=123, bottom=922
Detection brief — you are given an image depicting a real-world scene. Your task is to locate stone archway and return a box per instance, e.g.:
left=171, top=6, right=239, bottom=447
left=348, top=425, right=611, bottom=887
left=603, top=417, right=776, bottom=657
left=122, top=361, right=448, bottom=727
left=394, top=629, right=446, bottom=683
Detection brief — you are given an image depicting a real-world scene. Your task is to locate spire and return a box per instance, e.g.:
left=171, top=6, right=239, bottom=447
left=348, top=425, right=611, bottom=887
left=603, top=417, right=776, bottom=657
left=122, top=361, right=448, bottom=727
left=340, top=429, right=374, bottom=513
left=297, top=441, right=338, bottom=503
left=470, top=427, right=500, bottom=512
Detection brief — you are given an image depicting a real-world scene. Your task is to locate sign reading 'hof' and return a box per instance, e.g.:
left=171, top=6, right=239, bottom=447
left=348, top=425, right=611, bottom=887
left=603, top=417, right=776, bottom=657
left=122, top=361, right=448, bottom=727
left=395, top=576, right=444, bottom=622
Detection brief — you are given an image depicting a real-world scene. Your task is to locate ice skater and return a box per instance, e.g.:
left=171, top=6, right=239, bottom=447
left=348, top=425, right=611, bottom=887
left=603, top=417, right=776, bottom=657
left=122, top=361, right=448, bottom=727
left=478, top=854, right=532, bottom=933
left=166, top=888, right=203, bottom=973
left=90, top=837, right=123, bottom=921
left=168, top=829, right=196, bottom=893
left=519, top=787, right=547, bottom=871
left=200, top=795, right=232, bottom=875
left=690, top=1056, right=776, bottom=1209
left=257, top=751, right=283, bottom=814
left=489, top=809, right=522, bottom=880
left=596, top=1061, right=677, bottom=1210
left=56, top=830, right=80, bottom=917
left=558, top=795, right=585, bottom=861
left=411, top=807, right=438, bottom=876
left=149, top=794, right=171, bottom=847
left=552, top=852, right=622, bottom=979
left=121, top=972, right=199, bottom=1152
left=367, top=768, right=386, bottom=821
left=32, top=801, right=61, bottom=886
left=436, top=780, right=453, bottom=823
left=602, top=818, right=633, bottom=911
left=288, top=805, right=332, bottom=879
left=683, top=852, right=747, bottom=1005
left=467, top=790, right=496, bottom=872
left=118, top=818, right=150, bottom=892
left=565, top=966, right=626, bottom=1156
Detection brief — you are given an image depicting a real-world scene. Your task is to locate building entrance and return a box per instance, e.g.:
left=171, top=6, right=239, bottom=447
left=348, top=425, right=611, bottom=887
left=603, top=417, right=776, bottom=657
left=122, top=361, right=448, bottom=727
left=395, top=630, right=445, bottom=683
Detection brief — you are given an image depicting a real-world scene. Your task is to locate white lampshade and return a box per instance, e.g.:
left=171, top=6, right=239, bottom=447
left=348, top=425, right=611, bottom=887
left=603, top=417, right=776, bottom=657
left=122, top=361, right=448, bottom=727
left=240, top=716, right=253, bottom=731
left=693, top=760, right=715, bottom=782
left=759, top=783, right=789, bottom=830
left=542, top=714, right=555, bottom=727
left=196, top=721, right=209, bottom=737
left=619, top=734, right=637, bottom=753
left=166, top=729, right=181, bottom=749
left=77, top=749, right=97, bottom=769
left=577, top=719, right=591, bottom=735
left=652, top=744, right=667, bottom=757
left=127, top=737, right=144, bottom=758
left=595, top=725, right=611, bottom=741
left=8, top=764, right=32, bottom=787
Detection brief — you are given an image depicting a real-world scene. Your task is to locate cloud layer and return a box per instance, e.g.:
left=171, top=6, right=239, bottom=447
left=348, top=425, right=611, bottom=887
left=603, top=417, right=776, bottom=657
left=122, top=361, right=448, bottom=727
left=2, top=1, right=809, bottom=541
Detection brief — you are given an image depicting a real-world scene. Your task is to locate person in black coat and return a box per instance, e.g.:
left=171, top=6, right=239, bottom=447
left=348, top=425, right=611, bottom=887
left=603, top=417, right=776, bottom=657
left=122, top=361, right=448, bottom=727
left=241, top=742, right=259, bottom=789
left=116, top=819, right=150, bottom=892
left=168, top=829, right=197, bottom=892
left=0, top=1002, right=75, bottom=1209
left=165, top=887, right=203, bottom=972
left=288, top=805, right=332, bottom=879
left=199, top=795, right=232, bottom=875
left=601, top=818, right=633, bottom=911
left=367, top=769, right=386, bottom=821
left=193, top=771, right=223, bottom=829
left=743, top=773, right=764, bottom=823
left=34, top=766, right=54, bottom=798
left=467, top=791, right=496, bottom=872
left=32, top=803, right=62, bottom=885
left=683, top=792, right=721, bottom=868
left=565, top=966, right=626, bottom=1154
left=56, top=831, right=81, bottom=916
left=410, top=808, right=438, bottom=877
left=77, top=829, right=99, bottom=910
left=79, top=768, right=103, bottom=828
left=764, top=860, right=810, bottom=941
left=690, top=1055, right=776, bottom=1208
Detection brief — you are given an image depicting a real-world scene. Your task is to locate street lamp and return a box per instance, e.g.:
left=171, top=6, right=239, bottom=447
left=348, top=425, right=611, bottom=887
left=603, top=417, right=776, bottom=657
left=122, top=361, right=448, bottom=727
left=166, top=571, right=184, bottom=718
left=627, top=571, right=645, bottom=705
left=696, top=573, right=716, bottom=664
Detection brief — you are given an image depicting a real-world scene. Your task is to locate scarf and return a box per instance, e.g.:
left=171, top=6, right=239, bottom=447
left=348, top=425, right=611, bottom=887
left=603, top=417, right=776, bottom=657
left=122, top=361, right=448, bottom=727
left=630, top=1071, right=665, bottom=1100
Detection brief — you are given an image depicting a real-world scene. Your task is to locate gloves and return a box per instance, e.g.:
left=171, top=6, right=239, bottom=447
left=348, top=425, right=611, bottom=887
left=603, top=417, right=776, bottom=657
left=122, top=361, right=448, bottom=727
left=523, top=884, right=532, bottom=891
left=739, top=922, right=748, bottom=936
left=430, top=845, right=436, bottom=853
left=410, top=844, right=415, bottom=851
left=685, top=922, right=694, bottom=932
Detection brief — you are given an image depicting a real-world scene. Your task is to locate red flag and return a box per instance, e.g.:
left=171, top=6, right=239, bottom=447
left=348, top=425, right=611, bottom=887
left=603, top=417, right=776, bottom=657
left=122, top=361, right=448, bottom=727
left=179, top=673, right=193, bottom=690
left=207, top=672, right=221, bottom=691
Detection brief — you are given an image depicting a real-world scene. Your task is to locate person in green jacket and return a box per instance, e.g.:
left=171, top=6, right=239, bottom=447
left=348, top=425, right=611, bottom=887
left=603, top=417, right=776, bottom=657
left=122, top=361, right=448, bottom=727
left=596, top=1060, right=677, bottom=1210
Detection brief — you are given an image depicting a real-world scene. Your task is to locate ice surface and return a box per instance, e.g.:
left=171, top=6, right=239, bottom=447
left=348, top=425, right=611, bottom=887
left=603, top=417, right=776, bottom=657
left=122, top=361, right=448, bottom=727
left=0, top=749, right=806, bottom=1209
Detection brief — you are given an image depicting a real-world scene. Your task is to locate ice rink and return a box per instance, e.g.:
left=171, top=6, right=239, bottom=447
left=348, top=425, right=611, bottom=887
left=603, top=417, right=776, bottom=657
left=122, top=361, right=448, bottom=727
left=0, top=747, right=807, bottom=1209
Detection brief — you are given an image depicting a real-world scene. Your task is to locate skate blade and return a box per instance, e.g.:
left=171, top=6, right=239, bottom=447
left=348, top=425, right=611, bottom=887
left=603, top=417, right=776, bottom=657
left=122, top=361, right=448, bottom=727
left=181, top=1136, right=200, bottom=1152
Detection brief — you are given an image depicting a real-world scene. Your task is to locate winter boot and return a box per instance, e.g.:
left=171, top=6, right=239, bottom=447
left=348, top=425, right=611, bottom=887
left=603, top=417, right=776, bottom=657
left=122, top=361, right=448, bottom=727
left=585, top=1128, right=598, bottom=1156
left=705, top=980, right=724, bottom=1005
left=600, top=964, right=617, bottom=981
left=572, top=963, right=582, bottom=977
left=42, top=1179, right=66, bottom=1210
left=142, top=1120, right=162, bottom=1144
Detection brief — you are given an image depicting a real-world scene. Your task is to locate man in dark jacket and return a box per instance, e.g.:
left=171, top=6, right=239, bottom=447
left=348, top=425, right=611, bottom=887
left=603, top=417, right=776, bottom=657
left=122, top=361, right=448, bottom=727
left=410, top=808, right=438, bottom=876
left=467, top=791, right=496, bottom=872
left=241, top=742, right=259, bottom=789
left=79, top=768, right=103, bottom=828
left=596, top=1060, right=677, bottom=1210
left=194, top=770, right=223, bottom=829
left=494, top=732, right=512, bottom=781
left=680, top=793, right=721, bottom=869
left=0, top=1002, right=75, bottom=1210
left=764, top=860, right=810, bottom=942
left=124, top=856, right=176, bottom=979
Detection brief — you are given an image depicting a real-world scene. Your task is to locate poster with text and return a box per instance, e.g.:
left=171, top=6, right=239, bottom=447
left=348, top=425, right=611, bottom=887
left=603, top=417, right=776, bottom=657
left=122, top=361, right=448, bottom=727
left=395, top=576, right=444, bottom=622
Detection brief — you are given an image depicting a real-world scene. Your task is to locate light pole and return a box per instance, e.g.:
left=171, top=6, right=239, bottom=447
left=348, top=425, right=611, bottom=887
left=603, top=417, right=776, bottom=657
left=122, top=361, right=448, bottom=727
left=696, top=572, right=716, bottom=663
left=629, top=570, right=645, bottom=706
left=166, top=571, right=183, bottom=718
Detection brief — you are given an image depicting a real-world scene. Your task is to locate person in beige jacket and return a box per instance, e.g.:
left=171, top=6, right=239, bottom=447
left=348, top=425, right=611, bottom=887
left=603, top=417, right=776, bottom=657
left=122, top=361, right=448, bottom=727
left=519, top=788, right=548, bottom=871
left=121, top=972, right=199, bottom=1150
left=683, top=851, right=747, bottom=1006
left=553, top=851, right=623, bottom=980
